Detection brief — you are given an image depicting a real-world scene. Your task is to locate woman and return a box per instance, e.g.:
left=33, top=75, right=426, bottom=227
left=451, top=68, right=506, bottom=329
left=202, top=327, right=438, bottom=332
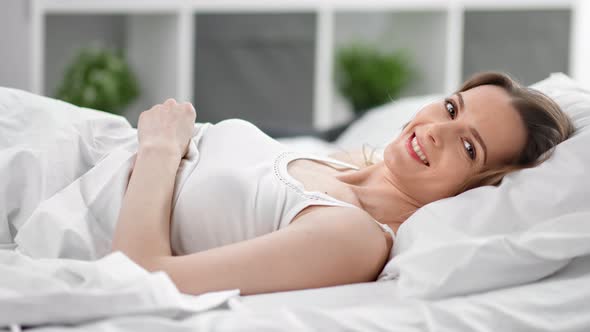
left=111, top=72, right=574, bottom=296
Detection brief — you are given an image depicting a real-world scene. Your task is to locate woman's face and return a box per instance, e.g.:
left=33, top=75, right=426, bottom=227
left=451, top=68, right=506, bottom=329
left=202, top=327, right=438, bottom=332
left=383, top=84, right=527, bottom=205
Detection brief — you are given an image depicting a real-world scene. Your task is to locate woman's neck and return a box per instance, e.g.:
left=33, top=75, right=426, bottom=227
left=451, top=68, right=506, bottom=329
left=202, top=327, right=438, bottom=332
left=336, top=162, right=421, bottom=232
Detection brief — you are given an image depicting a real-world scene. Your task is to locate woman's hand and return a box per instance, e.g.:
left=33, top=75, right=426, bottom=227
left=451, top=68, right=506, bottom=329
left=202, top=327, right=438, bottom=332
left=137, top=98, right=197, bottom=160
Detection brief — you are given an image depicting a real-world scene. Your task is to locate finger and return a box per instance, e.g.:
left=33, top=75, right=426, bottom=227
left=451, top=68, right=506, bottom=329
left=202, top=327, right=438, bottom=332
left=180, top=102, right=193, bottom=109
left=138, top=109, right=151, bottom=123
left=181, top=102, right=196, bottom=114
left=164, top=98, right=177, bottom=107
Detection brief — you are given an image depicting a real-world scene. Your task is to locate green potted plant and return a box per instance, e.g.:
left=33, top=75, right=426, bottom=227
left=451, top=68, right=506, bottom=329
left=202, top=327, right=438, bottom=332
left=335, top=44, right=414, bottom=116
left=56, top=46, right=139, bottom=114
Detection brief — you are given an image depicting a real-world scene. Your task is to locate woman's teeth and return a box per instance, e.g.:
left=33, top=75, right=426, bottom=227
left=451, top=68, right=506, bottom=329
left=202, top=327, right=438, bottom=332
left=411, top=136, right=429, bottom=165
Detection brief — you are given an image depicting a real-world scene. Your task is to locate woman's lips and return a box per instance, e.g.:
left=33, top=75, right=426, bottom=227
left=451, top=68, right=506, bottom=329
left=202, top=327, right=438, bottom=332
left=406, top=133, right=428, bottom=166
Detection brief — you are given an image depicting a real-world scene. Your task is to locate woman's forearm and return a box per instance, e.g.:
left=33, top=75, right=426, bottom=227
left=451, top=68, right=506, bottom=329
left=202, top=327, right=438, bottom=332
left=111, top=145, right=181, bottom=266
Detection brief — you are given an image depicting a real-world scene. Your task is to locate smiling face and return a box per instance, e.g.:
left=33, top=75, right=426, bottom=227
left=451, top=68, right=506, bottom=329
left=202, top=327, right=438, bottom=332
left=383, top=84, right=528, bottom=205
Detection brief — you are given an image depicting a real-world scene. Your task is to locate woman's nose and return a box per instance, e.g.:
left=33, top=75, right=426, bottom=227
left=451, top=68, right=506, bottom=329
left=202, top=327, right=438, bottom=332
left=423, top=123, right=441, bottom=147
left=423, top=122, right=458, bottom=147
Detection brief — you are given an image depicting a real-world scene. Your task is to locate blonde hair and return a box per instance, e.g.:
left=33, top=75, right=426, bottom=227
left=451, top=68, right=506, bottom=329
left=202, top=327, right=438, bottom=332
left=361, top=143, right=380, bottom=167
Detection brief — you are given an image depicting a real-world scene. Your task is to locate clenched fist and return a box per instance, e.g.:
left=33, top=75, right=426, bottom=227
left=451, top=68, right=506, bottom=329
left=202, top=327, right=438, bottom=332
left=137, top=98, right=197, bottom=160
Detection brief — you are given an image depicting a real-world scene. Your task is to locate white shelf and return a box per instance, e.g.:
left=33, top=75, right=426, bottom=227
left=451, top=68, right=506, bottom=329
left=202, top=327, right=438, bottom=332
left=35, top=0, right=181, bottom=14
left=461, top=0, right=572, bottom=10
left=36, top=0, right=575, bottom=12
left=31, top=0, right=588, bottom=130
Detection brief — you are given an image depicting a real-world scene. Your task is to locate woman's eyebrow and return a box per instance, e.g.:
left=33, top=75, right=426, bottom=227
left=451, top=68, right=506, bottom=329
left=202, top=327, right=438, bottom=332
left=456, top=92, right=488, bottom=165
left=457, top=92, right=465, bottom=109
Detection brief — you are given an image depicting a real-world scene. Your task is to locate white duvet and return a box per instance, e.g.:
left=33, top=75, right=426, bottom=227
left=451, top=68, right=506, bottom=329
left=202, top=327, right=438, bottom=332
left=2, top=72, right=590, bottom=331
left=0, top=88, right=240, bottom=327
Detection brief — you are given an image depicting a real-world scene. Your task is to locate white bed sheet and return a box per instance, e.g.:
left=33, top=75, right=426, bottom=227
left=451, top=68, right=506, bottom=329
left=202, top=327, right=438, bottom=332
left=24, top=255, right=590, bottom=331
left=236, top=280, right=399, bottom=311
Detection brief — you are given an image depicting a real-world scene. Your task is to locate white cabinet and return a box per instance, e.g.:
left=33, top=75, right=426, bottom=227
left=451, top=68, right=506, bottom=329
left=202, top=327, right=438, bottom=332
left=31, top=0, right=587, bottom=130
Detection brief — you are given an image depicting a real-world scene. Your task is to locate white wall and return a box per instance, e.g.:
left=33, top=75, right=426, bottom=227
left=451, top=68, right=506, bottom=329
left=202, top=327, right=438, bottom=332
left=0, top=0, right=31, bottom=90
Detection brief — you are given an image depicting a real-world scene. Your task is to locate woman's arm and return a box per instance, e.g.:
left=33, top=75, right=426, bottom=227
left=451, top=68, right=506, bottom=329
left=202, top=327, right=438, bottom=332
left=110, top=145, right=179, bottom=265
left=111, top=98, right=195, bottom=268
left=153, top=207, right=391, bottom=296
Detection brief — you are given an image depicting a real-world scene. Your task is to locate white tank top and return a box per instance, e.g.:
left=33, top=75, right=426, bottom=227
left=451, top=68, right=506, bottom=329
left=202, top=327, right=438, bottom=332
left=170, top=119, right=395, bottom=255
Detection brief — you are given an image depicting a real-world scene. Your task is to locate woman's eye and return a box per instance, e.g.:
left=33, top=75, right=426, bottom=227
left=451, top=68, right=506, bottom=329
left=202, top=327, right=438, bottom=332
left=463, top=140, right=476, bottom=160
left=445, top=100, right=456, bottom=119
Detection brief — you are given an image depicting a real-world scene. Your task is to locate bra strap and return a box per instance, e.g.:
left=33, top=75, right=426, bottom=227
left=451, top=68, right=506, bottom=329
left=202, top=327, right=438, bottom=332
left=371, top=219, right=396, bottom=239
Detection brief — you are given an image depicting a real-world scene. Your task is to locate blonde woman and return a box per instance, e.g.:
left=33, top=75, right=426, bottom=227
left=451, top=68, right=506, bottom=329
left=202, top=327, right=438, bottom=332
left=112, top=72, right=573, bottom=296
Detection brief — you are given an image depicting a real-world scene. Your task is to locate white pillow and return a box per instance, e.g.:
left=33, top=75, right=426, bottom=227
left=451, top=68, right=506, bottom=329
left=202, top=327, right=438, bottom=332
left=378, top=73, right=590, bottom=299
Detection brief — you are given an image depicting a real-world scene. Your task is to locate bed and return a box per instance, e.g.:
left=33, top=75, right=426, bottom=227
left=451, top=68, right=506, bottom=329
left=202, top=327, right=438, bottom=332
left=2, top=73, right=590, bottom=331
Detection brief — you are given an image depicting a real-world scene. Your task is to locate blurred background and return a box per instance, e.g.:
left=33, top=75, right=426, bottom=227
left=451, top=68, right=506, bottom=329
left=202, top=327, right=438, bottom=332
left=1, top=0, right=588, bottom=139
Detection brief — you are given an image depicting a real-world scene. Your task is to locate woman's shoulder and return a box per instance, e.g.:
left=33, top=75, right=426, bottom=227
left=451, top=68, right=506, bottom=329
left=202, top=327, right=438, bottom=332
left=295, top=205, right=382, bottom=233
left=292, top=206, right=393, bottom=261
